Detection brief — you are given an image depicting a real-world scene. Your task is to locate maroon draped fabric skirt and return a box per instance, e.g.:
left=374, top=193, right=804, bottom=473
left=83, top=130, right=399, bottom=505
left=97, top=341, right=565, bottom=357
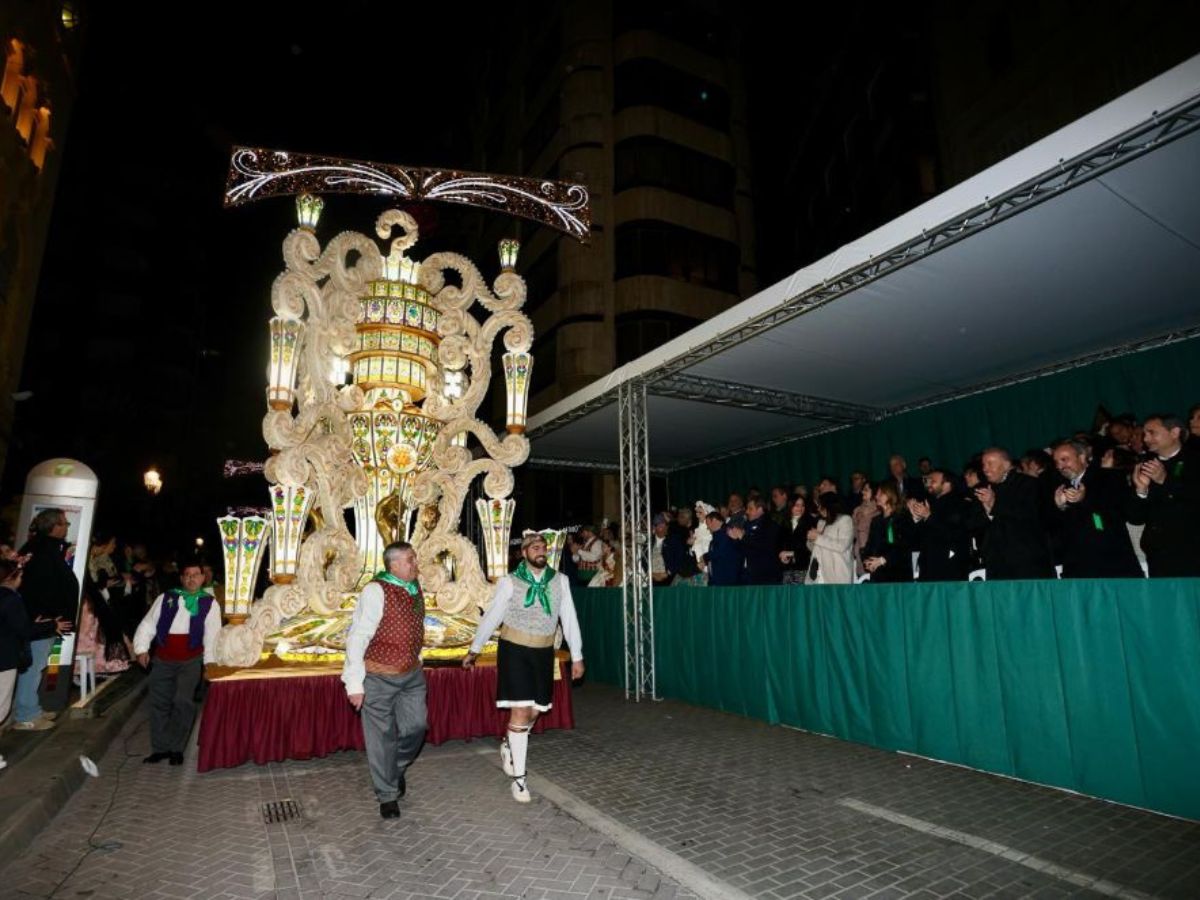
left=196, top=662, right=574, bottom=772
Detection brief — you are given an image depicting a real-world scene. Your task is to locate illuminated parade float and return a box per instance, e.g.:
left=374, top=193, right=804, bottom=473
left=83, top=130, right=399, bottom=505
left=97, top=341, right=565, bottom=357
left=196, top=150, right=589, bottom=770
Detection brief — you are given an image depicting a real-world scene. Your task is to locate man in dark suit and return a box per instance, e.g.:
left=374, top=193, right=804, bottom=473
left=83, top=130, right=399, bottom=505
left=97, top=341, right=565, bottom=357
left=907, top=469, right=973, bottom=581
left=848, top=471, right=869, bottom=512
left=651, top=514, right=689, bottom=586
left=1127, top=414, right=1200, bottom=576
left=731, top=499, right=781, bottom=585
left=1050, top=440, right=1142, bottom=578
left=767, top=486, right=791, bottom=527
left=888, top=454, right=926, bottom=502
left=1021, top=448, right=1062, bottom=528
left=704, top=512, right=744, bottom=586
left=969, top=448, right=1055, bottom=580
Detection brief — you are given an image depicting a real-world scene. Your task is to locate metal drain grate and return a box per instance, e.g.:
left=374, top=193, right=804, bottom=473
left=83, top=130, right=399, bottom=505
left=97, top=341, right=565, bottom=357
left=262, top=799, right=302, bottom=824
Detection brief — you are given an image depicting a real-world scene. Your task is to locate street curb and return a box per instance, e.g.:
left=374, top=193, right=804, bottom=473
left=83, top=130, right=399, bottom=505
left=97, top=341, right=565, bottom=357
left=0, top=674, right=147, bottom=866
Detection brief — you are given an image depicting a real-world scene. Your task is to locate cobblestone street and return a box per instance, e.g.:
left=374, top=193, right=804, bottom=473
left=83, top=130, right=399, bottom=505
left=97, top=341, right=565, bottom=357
left=2, top=683, right=1197, bottom=900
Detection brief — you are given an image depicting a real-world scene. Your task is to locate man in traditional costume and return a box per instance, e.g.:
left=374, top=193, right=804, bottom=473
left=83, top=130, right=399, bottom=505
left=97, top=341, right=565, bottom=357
left=570, top=525, right=603, bottom=580
left=463, top=533, right=584, bottom=803
left=342, top=542, right=427, bottom=819
left=133, top=559, right=221, bottom=765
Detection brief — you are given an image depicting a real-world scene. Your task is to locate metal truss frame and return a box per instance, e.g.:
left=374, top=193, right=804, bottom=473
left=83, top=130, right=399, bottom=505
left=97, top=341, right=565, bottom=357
left=526, top=94, right=1200, bottom=451
left=647, top=95, right=1200, bottom=383
left=617, top=378, right=655, bottom=701
left=650, top=373, right=878, bottom=423
left=527, top=456, right=671, bottom=476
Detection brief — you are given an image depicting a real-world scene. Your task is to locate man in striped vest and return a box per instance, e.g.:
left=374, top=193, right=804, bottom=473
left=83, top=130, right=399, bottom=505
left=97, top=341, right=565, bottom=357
left=342, top=542, right=427, bottom=820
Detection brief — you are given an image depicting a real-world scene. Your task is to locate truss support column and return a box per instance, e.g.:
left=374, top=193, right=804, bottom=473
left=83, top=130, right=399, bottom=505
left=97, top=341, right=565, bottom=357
left=618, top=378, right=655, bottom=701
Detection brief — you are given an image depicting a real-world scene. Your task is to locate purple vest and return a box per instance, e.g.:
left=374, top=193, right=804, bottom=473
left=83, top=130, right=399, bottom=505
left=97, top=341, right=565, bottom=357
left=154, top=592, right=215, bottom=651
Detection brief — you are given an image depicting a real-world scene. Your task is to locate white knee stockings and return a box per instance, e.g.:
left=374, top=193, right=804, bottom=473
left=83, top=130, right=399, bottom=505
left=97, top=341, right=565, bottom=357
left=506, top=722, right=532, bottom=778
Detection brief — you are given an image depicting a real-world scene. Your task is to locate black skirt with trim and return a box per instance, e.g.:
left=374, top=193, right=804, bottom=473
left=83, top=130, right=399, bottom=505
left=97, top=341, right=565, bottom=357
left=496, top=639, right=555, bottom=708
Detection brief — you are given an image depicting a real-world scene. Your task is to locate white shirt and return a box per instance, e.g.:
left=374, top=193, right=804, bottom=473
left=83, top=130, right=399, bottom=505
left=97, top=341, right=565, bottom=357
left=573, top=538, right=603, bottom=566
left=469, top=575, right=584, bottom=661
left=651, top=535, right=667, bottom=576
left=133, top=592, right=222, bottom=665
left=341, top=582, right=389, bottom=697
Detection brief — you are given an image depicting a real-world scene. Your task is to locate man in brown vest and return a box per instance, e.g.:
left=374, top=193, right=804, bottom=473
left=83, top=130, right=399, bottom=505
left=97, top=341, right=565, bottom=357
left=342, top=541, right=427, bottom=819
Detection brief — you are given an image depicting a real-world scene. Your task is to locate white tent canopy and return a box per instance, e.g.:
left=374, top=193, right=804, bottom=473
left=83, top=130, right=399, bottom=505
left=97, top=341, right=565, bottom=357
left=527, top=54, right=1200, bottom=474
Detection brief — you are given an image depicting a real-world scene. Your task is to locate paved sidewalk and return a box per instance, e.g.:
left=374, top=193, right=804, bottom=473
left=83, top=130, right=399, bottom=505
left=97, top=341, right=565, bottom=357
left=0, top=699, right=695, bottom=900
left=0, top=671, right=146, bottom=865
left=2, top=682, right=1197, bottom=899
left=530, top=687, right=1200, bottom=900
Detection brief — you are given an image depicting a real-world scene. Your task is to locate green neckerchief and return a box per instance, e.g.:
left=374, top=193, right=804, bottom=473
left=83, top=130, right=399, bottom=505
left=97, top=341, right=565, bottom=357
left=886, top=520, right=895, bottom=545
left=373, top=571, right=422, bottom=612
left=512, top=560, right=556, bottom=616
left=172, top=588, right=208, bottom=617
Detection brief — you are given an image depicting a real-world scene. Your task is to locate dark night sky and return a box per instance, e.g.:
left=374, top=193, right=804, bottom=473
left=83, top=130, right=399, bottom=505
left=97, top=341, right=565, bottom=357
left=7, top=1, right=1192, bottom=553
left=8, top=0, right=842, bottom=554
left=3, top=2, right=504, bottom=551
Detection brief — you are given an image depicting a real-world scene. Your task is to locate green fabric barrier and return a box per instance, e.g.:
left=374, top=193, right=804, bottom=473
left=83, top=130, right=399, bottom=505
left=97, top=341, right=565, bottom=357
left=572, top=587, right=625, bottom=687
left=575, top=581, right=1200, bottom=820
left=669, top=339, right=1200, bottom=504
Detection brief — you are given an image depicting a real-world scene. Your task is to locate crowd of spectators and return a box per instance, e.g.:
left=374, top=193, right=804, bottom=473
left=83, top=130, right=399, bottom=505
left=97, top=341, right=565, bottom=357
left=623, top=406, right=1200, bottom=587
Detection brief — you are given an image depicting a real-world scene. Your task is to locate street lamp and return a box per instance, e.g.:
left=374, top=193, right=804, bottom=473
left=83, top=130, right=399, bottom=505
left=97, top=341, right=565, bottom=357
left=144, top=468, right=163, bottom=495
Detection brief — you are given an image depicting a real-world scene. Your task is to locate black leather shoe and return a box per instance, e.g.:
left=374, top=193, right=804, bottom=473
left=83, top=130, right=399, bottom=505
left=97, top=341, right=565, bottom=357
left=143, top=752, right=170, bottom=764
left=169, top=752, right=184, bottom=766
left=397, top=774, right=406, bottom=798
left=379, top=801, right=400, bottom=819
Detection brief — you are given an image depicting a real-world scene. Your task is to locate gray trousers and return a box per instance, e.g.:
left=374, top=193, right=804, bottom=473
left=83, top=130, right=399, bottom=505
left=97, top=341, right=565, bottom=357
left=362, top=669, right=427, bottom=803
left=147, top=656, right=203, bottom=754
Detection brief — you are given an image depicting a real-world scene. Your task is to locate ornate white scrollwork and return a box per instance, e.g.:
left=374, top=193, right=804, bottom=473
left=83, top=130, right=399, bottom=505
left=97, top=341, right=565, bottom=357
left=215, top=209, right=535, bottom=666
